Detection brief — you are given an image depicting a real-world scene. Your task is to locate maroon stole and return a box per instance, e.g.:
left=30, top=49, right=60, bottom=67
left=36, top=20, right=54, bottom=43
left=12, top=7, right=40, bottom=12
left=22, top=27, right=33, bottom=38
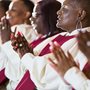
left=83, top=62, right=90, bottom=79
left=30, top=34, right=75, bottom=56
left=16, top=34, right=75, bottom=90
left=30, top=37, right=46, bottom=48
left=0, top=69, right=7, bottom=85
left=15, top=70, right=36, bottom=90
left=72, top=62, right=90, bottom=90
left=39, top=35, right=75, bottom=56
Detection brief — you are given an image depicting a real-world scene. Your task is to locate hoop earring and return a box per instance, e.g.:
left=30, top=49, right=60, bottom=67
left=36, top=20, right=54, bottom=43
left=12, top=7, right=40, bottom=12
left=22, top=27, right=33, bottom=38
left=76, top=17, right=82, bottom=31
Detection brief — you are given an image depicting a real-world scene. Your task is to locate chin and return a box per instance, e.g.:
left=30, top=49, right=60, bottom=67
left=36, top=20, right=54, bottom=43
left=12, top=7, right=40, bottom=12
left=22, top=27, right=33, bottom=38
left=56, top=23, right=63, bottom=29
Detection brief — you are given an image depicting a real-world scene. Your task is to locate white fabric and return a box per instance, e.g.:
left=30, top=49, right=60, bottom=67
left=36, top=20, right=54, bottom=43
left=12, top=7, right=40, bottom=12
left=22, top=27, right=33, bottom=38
left=11, top=24, right=38, bottom=43
left=0, top=47, right=8, bottom=71
left=21, top=53, right=71, bottom=90
left=64, top=67, right=90, bottom=90
left=0, top=27, right=90, bottom=90
left=21, top=27, right=90, bottom=90
left=0, top=24, right=38, bottom=90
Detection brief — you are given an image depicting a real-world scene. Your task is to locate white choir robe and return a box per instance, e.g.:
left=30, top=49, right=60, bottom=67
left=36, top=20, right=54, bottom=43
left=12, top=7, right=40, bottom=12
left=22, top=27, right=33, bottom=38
left=1, top=27, right=90, bottom=90
left=20, top=27, right=90, bottom=90
left=0, top=24, right=37, bottom=89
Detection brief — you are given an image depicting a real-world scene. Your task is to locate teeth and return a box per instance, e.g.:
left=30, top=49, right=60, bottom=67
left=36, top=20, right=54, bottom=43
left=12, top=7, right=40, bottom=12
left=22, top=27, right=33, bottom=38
left=6, top=15, right=11, bottom=19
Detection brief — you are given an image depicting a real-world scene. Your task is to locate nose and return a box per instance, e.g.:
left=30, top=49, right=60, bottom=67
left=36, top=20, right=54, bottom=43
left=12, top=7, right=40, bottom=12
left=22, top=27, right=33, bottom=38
left=6, top=10, right=9, bottom=17
left=57, top=9, right=61, bottom=16
left=6, top=9, right=12, bottom=16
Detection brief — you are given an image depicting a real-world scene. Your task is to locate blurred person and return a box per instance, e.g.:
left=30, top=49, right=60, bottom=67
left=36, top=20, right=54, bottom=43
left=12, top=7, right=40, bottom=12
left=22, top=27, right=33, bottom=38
left=0, top=0, right=11, bottom=86
left=77, top=31, right=90, bottom=79
left=0, top=0, right=11, bottom=21
left=16, top=0, right=90, bottom=89
left=11, top=0, right=80, bottom=90
left=0, top=0, right=38, bottom=90
left=0, top=0, right=11, bottom=44
left=10, top=0, right=69, bottom=90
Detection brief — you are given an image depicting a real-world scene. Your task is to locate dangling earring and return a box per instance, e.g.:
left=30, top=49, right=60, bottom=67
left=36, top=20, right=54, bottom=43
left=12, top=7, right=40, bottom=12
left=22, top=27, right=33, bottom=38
left=76, top=17, right=82, bottom=31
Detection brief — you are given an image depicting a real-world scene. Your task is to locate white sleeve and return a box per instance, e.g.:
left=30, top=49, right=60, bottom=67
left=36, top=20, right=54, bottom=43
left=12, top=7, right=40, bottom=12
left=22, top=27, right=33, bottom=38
left=64, top=67, right=90, bottom=90
left=21, top=53, right=73, bottom=90
left=58, top=83, right=72, bottom=90
left=0, top=46, right=8, bottom=71
left=1, top=41, right=26, bottom=81
left=21, top=53, right=47, bottom=84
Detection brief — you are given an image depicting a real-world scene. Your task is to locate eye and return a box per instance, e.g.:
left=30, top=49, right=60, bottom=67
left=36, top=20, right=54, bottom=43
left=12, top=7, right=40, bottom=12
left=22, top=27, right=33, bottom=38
left=60, top=5, right=69, bottom=14
left=9, top=7, right=16, bottom=12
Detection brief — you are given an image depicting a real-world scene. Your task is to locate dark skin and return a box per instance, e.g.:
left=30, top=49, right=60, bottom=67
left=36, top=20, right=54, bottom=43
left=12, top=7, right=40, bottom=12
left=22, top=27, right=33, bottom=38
left=56, top=0, right=88, bottom=32
left=11, top=29, right=33, bottom=58
left=48, top=0, right=90, bottom=79
left=49, top=40, right=90, bottom=79
left=77, top=31, right=90, bottom=60
left=0, top=0, right=31, bottom=44
left=0, top=16, right=11, bottom=44
left=49, top=42, right=77, bottom=78
left=6, top=0, right=31, bottom=26
left=77, top=31, right=90, bottom=79
left=11, top=2, right=50, bottom=58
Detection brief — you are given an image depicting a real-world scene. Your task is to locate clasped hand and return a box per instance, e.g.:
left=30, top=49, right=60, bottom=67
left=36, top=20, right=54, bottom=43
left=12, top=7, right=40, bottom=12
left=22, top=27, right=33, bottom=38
left=10, top=28, right=33, bottom=58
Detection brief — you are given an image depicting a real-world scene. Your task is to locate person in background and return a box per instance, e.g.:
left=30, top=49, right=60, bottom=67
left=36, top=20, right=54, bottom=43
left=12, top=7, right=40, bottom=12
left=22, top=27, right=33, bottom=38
left=77, top=31, right=90, bottom=61
left=0, top=1, right=11, bottom=89
left=0, top=0, right=11, bottom=44
left=77, top=31, right=90, bottom=79
left=0, top=0, right=38, bottom=90
left=11, top=0, right=68, bottom=90
left=15, top=0, right=90, bottom=89
left=0, top=0, right=11, bottom=21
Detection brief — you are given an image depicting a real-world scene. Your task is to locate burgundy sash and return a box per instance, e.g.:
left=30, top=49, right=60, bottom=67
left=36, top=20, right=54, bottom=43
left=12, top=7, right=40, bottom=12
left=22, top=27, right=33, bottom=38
left=16, top=34, right=75, bottom=90
left=39, top=35, right=75, bottom=56
left=0, top=69, right=7, bottom=85
left=30, top=34, right=75, bottom=56
left=16, top=70, right=36, bottom=90
left=83, top=62, right=90, bottom=79
left=30, top=37, right=46, bottom=48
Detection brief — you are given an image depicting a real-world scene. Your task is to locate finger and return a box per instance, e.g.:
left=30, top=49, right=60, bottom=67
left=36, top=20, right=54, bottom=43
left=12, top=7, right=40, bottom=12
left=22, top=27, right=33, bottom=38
left=48, top=58, right=58, bottom=69
left=49, top=42, right=55, bottom=52
left=50, top=41, right=66, bottom=62
left=67, top=51, right=74, bottom=62
left=51, top=42, right=62, bottom=62
left=4, top=15, right=8, bottom=28
left=14, top=27, right=17, bottom=35
left=58, top=46, right=68, bottom=61
left=85, top=31, right=90, bottom=39
left=53, top=41, right=67, bottom=62
left=78, top=31, right=87, bottom=43
left=53, top=42, right=67, bottom=59
left=67, top=51, right=77, bottom=66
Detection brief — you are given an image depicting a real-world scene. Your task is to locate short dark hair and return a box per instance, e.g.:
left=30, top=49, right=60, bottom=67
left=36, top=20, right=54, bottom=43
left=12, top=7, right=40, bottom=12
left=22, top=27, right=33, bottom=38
left=38, top=0, right=62, bottom=36
left=21, top=0, right=34, bottom=16
left=70, top=0, right=90, bottom=25
left=0, top=0, right=11, bottom=12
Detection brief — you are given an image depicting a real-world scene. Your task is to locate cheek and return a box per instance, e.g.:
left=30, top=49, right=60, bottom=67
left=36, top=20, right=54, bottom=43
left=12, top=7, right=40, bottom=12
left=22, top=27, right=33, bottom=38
left=63, top=13, right=77, bottom=25
left=36, top=19, right=44, bottom=33
left=9, top=17, right=22, bottom=26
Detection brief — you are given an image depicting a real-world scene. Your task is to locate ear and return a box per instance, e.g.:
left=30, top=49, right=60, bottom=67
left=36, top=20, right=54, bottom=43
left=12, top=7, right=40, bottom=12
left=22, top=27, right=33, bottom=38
left=78, top=10, right=86, bottom=20
left=25, top=12, right=31, bottom=19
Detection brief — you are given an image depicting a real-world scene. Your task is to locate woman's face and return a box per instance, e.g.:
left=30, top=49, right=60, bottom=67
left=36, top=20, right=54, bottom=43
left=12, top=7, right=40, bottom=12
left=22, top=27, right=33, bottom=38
left=57, top=0, right=79, bottom=32
left=30, top=4, right=45, bottom=34
left=6, top=1, right=27, bottom=26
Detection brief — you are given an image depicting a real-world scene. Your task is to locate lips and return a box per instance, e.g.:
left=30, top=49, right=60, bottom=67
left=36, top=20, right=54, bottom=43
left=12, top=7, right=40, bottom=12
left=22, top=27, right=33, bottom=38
left=6, top=15, right=11, bottom=19
left=57, top=19, right=62, bottom=24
